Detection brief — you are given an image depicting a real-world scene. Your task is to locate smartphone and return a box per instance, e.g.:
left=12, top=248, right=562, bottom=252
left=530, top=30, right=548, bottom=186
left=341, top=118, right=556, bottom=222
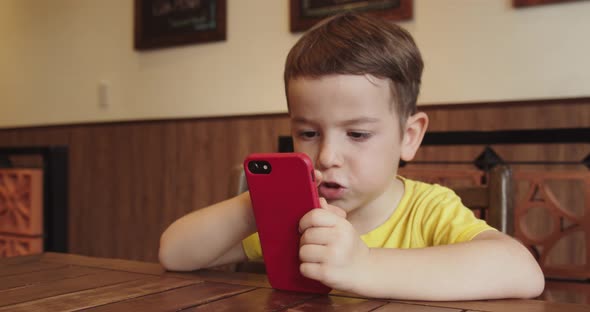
left=244, top=152, right=331, bottom=294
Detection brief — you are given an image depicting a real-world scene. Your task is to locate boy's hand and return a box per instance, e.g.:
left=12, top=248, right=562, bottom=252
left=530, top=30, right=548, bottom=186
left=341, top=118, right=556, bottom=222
left=298, top=198, right=370, bottom=292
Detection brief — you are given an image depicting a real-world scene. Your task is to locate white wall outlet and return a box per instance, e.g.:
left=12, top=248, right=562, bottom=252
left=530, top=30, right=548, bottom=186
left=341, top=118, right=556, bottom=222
left=98, top=80, right=111, bottom=109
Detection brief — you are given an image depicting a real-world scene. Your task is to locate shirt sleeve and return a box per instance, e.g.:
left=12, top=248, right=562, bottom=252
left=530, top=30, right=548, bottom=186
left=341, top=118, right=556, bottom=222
left=420, top=185, right=496, bottom=246
left=242, top=232, right=263, bottom=260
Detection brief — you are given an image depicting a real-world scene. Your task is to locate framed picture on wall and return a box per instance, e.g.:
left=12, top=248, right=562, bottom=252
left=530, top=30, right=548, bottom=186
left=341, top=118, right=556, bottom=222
left=134, top=0, right=226, bottom=50
left=513, top=0, right=585, bottom=7
left=290, top=0, right=413, bottom=32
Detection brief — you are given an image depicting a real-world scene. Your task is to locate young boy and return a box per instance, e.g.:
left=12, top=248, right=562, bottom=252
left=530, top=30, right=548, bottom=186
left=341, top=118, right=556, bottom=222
left=159, top=12, right=544, bottom=300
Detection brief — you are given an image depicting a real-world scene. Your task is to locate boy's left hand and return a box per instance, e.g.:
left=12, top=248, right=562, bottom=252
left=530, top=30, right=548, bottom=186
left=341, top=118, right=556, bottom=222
left=298, top=198, right=370, bottom=292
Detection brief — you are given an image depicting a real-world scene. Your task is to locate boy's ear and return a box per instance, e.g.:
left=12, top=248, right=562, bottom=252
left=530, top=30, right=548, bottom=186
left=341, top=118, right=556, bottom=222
left=400, top=112, right=429, bottom=162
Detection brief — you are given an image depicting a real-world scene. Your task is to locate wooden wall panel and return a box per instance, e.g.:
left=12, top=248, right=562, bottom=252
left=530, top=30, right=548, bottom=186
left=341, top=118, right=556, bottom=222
left=0, top=98, right=587, bottom=262
left=422, top=98, right=590, bottom=131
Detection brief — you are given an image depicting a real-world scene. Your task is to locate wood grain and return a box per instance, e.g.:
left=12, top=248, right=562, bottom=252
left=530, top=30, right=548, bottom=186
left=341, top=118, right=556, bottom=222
left=188, top=269, right=271, bottom=288
left=84, top=281, right=253, bottom=312
left=0, top=269, right=148, bottom=307
left=0, top=276, right=197, bottom=312
left=375, top=302, right=462, bottom=311
left=0, top=253, right=42, bottom=266
left=1, top=252, right=590, bottom=310
left=0, top=261, right=65, bottom=278
left=400, top=299, right=590, bottom=312
left=39, top=252, right=166, bottom=275
left=286, top=295, right=388, bottom=311
left=0, top=266, right=100, bottom=291
left=542, top=280, right=590, bottom=305
left=182, top=288, right=317, bottom=311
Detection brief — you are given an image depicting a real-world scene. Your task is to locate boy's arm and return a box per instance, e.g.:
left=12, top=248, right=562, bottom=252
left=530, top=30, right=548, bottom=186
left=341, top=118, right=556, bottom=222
left=299, top=207, right=545, bottom=301
left=158, top=192, right=255, bottom=271
left=359, top=230, right=544, bottom=300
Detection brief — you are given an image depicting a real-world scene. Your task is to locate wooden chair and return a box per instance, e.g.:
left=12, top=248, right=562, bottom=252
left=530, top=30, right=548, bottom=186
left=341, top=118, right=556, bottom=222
left=228, top=164, right=248, bottom=198
left=399, top=165, right=515, bottom=235
left=455, top=165, right=514, bottom=235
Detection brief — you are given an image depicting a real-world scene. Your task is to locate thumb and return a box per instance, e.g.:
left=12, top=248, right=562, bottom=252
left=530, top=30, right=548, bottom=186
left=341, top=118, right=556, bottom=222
left=319, top=197, right=347, bottom=218
left=313, top=169, right=323, bottom=187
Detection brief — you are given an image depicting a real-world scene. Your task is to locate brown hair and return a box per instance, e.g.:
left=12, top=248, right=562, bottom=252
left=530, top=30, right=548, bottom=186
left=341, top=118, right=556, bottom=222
left=284, top=12, right=423, bottom=126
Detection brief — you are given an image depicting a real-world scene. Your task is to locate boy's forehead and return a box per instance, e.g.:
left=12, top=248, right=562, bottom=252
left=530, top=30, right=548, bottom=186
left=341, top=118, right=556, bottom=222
left=287, top=75, right=399, bottom=125
left=287, top=75, right=394, bottom=104
left=288, top=75, right=394, bottom=104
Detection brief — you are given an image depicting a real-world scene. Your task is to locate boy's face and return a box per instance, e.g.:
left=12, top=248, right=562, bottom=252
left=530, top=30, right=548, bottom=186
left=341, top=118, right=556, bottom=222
left=288, top=75, right=405, bottom=214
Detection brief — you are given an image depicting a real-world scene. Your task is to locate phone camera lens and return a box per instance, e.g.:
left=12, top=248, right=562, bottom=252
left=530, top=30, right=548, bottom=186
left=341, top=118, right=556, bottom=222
left=248, top=161, right=258, bottom=173
left=247, top=161, right=271, bottom=174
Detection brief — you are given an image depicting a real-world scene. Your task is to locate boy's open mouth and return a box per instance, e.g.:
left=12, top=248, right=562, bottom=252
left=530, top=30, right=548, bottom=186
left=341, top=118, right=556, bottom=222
left=319, top=182, right=345, bottom=200
left=322, top=182, right=342, bottom=189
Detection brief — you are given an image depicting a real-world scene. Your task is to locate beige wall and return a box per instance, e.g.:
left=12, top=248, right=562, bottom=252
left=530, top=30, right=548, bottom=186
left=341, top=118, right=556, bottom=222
left=1, top=0, right=589, bottom=128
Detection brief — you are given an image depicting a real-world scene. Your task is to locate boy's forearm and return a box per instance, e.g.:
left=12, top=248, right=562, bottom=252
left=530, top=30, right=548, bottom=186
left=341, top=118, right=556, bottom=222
left=159, top=192, right=255, bottom=271
left=353, top=236, right=544, bottom=300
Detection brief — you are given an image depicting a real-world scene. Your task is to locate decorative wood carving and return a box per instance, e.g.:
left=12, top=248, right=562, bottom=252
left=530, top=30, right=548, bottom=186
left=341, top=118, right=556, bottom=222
left=0, top=169, right=43, bottom=257
left=514, top=170, right=590, bottom=279
left=0, top=234, right=43, bottom=257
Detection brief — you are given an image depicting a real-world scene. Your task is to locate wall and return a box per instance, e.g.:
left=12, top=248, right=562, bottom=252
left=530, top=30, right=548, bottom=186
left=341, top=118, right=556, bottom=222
left=1, top=0, right=590, bottom=128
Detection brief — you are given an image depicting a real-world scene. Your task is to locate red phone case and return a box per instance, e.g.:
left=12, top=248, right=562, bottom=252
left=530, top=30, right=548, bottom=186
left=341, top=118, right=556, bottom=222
left=244, top=153, right=331, bottom=294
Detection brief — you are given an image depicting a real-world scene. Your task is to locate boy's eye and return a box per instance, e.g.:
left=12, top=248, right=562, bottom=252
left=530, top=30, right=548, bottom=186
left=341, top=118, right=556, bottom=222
left=348, top=131, right=372, bottom=140
left=298, top=131, right=318, bottom=139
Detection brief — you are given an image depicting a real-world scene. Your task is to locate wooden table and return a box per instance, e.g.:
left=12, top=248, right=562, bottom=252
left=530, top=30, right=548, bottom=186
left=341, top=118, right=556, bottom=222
left=1, top=253, right=589, bottom=311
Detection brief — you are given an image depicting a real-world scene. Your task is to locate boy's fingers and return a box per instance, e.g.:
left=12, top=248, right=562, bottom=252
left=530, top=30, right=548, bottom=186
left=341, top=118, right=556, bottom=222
left=299, top=208, right=340, bottom=233
left=314, top=170, right=323, bottom=187
left=319, top=197, right=328, bottom=208
left=320, top=198, right=347, bottom=218
left=300, top=262, right=323, bottom=282
left=300, top=227, right=333, bottom=246
left=299, top=244, right=325, bottom=263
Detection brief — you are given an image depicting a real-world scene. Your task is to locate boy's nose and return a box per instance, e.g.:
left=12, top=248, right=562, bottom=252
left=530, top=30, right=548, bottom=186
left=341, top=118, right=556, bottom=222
left=316, top=140, right=342, bottom=170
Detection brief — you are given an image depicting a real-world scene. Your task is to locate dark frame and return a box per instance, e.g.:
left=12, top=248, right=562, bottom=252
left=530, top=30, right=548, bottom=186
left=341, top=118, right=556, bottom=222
left=134, top=0, right=226, bottom=50
left=290, top=0, right=412, bottom=32
left=513, top=0, right=585, bottom=7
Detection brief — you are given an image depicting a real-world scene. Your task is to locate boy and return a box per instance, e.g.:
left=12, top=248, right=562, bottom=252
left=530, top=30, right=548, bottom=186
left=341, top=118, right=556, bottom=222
left=159, top=12, right=544, bottom=300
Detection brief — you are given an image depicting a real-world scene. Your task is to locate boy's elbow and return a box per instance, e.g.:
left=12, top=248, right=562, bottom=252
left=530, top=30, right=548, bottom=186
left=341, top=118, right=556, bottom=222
left=158, top=232, right=189, bottom=271
left=158, top=231, right=207, bottom=271
left=514, top=253, right=545, bottom=299
left=523, top=266, right=545, bottom=299
left=158, top=235, right=176, bottom=271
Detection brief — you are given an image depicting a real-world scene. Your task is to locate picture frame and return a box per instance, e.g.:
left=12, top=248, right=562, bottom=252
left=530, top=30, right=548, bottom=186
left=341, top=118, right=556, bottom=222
left=513, top=0, right=584, bottom=7
left=290, top=0, right=412, bottom=33
left=134, top=0, right=226, bottom=51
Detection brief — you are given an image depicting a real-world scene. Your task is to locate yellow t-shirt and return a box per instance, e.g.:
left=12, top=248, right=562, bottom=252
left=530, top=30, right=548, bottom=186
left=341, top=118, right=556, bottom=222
left=242, top=177, right=495, bottom=260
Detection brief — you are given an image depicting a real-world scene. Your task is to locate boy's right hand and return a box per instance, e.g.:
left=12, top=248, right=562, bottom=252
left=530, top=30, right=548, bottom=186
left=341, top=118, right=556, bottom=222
left=298, top=196, right=368, bottom=293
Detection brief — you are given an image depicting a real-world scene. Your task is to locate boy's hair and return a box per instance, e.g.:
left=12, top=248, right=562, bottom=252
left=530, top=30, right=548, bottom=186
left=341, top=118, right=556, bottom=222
left=284, top=12, right=423, bottom=126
